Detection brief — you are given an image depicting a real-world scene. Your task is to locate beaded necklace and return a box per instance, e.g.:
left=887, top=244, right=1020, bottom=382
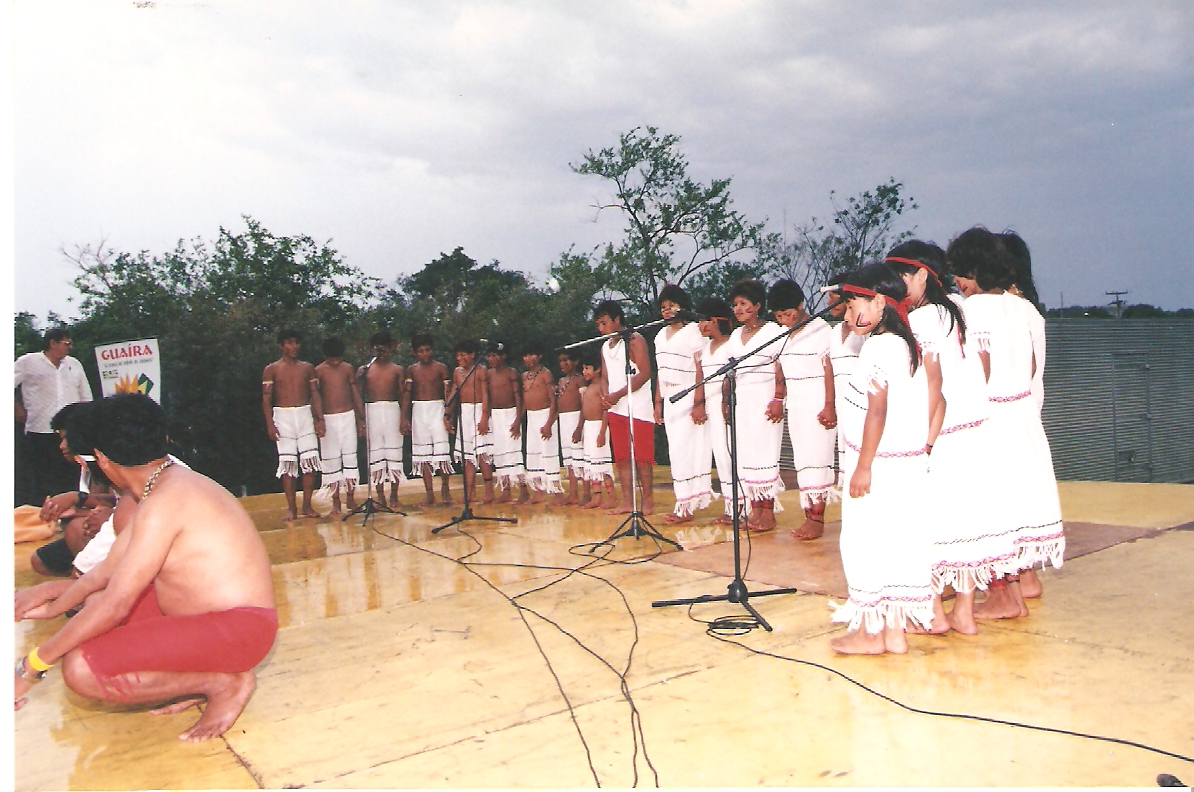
left=142, top=458, right=175, bottom=500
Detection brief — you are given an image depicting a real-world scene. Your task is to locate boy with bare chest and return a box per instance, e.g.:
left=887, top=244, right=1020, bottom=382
left=577, top=355, right=615, bottom=509
left=357, top=332, right=407, bottom=509
left=556, top=350, right=585, bottom=505
left=485, top=341, right=523, bottom=503
left=521, top=341, right=561, bottom=504
left=262, top=329, right=324, bottom=521
left=447, top=340, right=494, bottom=502
left=315, top=337, right=365, bottom=515
left=405, top=334, right=453, bottom=506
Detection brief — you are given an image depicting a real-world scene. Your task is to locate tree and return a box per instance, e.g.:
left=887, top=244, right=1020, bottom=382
left=769, top=179, right=918, bottom=309
left=572, top=126, right=778, bottom=316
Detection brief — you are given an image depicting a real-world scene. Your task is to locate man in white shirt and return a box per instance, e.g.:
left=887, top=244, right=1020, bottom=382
left=14, top=328, right=94, bottom=505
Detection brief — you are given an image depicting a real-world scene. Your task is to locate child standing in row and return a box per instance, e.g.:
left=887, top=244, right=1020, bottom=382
left=576, top=354, right=615, bottom=510
left=556, top=350, right=585, bottom=505
left=653, top=285, right=713, bottom=524
left=263, top=329, right=324, bottom=521
left=359, top=332, right=407, bottom=510
left=770, top=280, right=838, bottom=540
left=314, top=337, right=365, bottom=515
left=485, top=341, right=524, bottom=503
left=694, top=298, right=736, bottom=524
left=406, top=334, right=454, bottom=506
left=596, top=300, right=656, bottom=516
left=447, top=340, right=493, bottom=503
left=832, top=263, right=934, bottom=655
left=521, top=341, right=562, bottom=502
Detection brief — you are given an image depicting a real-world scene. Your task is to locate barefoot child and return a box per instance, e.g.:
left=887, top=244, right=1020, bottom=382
left=948, top=228, right=1064, bottom=621
left=406, top=334, right=454, bottom=506
left=556, top=349, right=585, bottom=505
left=357, top=331, right=407, bottom=510
left=770, top=280, right=838, bottom=540
left=314, top=337, right=365, bottom=515
left=653, top=284, right=713, bottom=524
left=485, top=341, right=523, bottom=503
left=831, top=262, right=934, bottom=655
left=262, top=329, right=324, bottom=521
left=447, top=340, right=493, bottom=502
left=577, top=354, right=615, bottom=509
left=827, top=272, right=865, bottom=489
left=521, top=341, right=562, bottom=503
left=694, top=298, right=736, bottom=525
left=722, top=280, right=786, bottom=532
left=887, top=242, right=1004, bottom=635
left=595, top=300, right=655, bottom=516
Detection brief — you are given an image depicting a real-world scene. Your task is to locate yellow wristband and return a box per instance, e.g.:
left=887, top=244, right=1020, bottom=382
left=28, top=646, right=53, bottom=672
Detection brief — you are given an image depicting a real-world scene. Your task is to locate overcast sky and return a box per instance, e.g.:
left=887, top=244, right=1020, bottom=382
left=10, top=1, right=1194, bottom=323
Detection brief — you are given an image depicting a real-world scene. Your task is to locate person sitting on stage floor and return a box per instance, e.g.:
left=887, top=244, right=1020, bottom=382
left=556, top=349, right=585, bottom=506
left=576, top=353, right=615, bottom=510
left=14, top=393, right=279, bottom=743
left=357, top=331, right=408, bottom=510
left=595, top=300, right=655, bottom=516
left=262, top=329, right=324, bottom=521
left=521, top=340, right=562, bottom=504
left=315, top=337, right=366, bottom=516
left=406, top=334, right=454, bottom=506
left=485, top=341, right=523, bottom=504
left=447, top=339, right=493, bottom=503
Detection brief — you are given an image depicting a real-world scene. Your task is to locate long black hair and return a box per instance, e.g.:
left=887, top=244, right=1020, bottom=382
left=885, top=239, right=966, bottom=344
left=840, top=261, right=920, bottom=375
left=999, top=230, right=1042, bottom=312
left=946, top=227, right=1016, bottom=292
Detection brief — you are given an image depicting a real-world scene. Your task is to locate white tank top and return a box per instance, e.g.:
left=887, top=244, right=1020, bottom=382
left=603, top=335, right=654, bottom=420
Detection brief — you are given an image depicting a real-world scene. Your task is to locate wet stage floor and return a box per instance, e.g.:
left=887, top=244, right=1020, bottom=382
left=12, top=476, right=1194, bottom=789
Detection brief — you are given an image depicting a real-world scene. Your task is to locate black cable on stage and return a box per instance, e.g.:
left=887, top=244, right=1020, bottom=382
left=685, top=605, right=1194, bottom=767
left=368, top=520, right=661, bottom=788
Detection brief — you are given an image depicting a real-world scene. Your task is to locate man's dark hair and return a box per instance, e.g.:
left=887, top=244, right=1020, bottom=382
left=277, top=328, right=301, bottom=345
left=50, top=402, right=87, bottom=433
left=76, top=394, right=169, bottom=467
left=658, top=284, right=692, bottom=312
left=411, top=333, right=434, bottom=351
left=768, top=279, right=806, bottom=312
left=369, top=331, right=394, bottom=349
left=593, top=299, right=625, bottom=324
left=523, top=339, right=545, bottom=358
left=321, top=337, right=346, bottom=359
left=454, top=338, right=479, bottom=355
left=43, top=328, right=71, bottom=349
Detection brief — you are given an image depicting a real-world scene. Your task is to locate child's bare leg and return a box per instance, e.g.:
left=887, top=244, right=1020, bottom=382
left=463, top=461, right=476, bottom=500
left=495, top=479, right=512, bottom=503
left=608, top=461, right=633, bottom=514
left=748, top=499, right=775, bottom=531
left=638, top=462, right=654, bottom=514
left=578, top=478, right=592, bottom=507
left=946, top=588, right=978, bottom=635
left=907, top=594, right=950, bottom=634
left=443, top=470, right=456, bottom=505
left=830, top=627, right=887, bottom=655
left=1020, top=567, right=1042, bottom=598
left=515, top=480, right=530, bottom=505
left=281, top=475, right=299, bottom=521
left=388, top=480, right=401, bottom=509
left=345, top=483, right=357, bottom=511
left=299, top=472, right=320, bottom=518
left=882, top=623, right=909, bottom=654
left=329, top=487, right=343, bottom=516
left=790, top=500, right=826, bottom=540
left=974, top=575, right=1029, bottom=619
left=422, top=466, right=436, bottom=505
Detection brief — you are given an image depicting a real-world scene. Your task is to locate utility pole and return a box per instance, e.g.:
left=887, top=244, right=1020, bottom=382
left=1106, top=290, right=1128, bottom=318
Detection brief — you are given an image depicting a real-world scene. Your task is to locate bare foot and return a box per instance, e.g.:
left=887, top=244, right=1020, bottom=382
left=789, top=518, right=824, bottom=540
left=712, top=514, right=734, bottom=525
left=641, top=499, right=655, bottom=516
left=281, top=513, right=299, bottom=523
left=607, top=505, right=633, bottom=515
left=974, top=584, right=1029, bottom=620
left=178, top=672, right=256, bottom=743
left=481, top=494, right=495, bottom=504
left=388, top=497, right=401, bottom=510
left=662, top=512, right=693, bottom=524
left=830, top=630, right=886, bottom=655
left=907, top=595, right=950, bottom=634
left=149, top=698, right=203, bottom=716
left=883, top=626, right=909, bottom=654
left=946, top=592, right=979, bottom=636
left=424, top=493, right=436, bottom=506
left=325, top=507, right=342, bottom=517
left=581, top=498, right=601, bottom=510
left=1020, top=568, right=1043, bottom=599
left=300, top=508, right=321, bottom=520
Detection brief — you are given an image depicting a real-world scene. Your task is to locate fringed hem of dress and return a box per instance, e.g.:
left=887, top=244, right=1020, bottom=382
left=673, top=491, right=713, bottom=518
left=830, top=596, right=934, bottom=635
left=798, top=485, right=840, bottom=510
left=317, top=475, right=360, bottom=499
left=369, top=464, right=407, bottom=485
left=932, top=561, right=1002, bottom=594
left=276, top=451, right=321, bottom=480
left=524, top=472, right=563, bottom=494
left=413, top=460, right=455, bottom=476
left=1017, top=535, right=1065, bottom=571
left=740, top=477, right=786, bottom=514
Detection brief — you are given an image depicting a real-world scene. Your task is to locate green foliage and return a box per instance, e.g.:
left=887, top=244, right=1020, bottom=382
left=770, top=178, right=918, bottom=309
left=13, top=312, right=48, bottom=357
left=572, top=126, right=776, bottom=316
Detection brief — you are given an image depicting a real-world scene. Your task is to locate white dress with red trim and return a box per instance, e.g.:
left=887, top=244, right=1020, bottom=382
left=777, top=316, right=838, bottom=509
left=963, top=292, right=1064, bottom=573
left=723, top=322, right=788, bottom=514
left=834, top=333, right=934, bottom=634
left=655, top=322, right=714, bottom=517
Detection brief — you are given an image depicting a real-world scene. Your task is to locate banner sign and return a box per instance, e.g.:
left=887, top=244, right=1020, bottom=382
left=95, top=338, right=162, bottom=403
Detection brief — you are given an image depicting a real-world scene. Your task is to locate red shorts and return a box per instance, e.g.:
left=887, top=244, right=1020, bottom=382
left=80, top=585, right=278, bottom=686
left=607, top=413, right=655, bottom=465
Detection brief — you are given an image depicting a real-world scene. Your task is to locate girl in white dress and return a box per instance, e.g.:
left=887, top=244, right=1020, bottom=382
left=831, top=262, right=934, bottom=655
left=722, top=280, right=787, bottom=532
left=948, top=228, right=1064, bottom=621
left=694, top=298, right=735, bottom=523
left=769, top=280, right=838, bottom=540
left=654, top=285, right=714, bottom=523
left=886, top=241, right=1008, bottom=635
left=826, top=277, right=865, bottom=493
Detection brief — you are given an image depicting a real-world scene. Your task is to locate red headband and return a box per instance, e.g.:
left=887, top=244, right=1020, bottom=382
left=885, top=256, right=944, bottom=290
left=840, top=284, right=911, bottom=328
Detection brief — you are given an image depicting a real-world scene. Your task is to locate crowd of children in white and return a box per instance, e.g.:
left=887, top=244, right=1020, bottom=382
left=274, top=225, right=1061, bottom=657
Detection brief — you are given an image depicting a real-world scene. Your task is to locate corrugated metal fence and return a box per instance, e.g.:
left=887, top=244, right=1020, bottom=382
left=1042, top=318, right=1194, bottom=483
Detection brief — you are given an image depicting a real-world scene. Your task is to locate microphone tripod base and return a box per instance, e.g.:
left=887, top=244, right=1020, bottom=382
left=344, top=497, right=406, bottom=525
left=609, top=511, right=681, bottom=550
left=432, top=506, right=518, bottom=534
left=651, top=578, right=802, bottom=632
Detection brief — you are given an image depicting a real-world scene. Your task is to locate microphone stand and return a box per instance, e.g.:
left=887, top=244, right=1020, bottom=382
left=433, top=353, right=517, bottom=534
left=563, top=317, right=680, bottom=551
left=651, top=305, right=836, bottom=630
left=346, top=354, right=403, bottom=524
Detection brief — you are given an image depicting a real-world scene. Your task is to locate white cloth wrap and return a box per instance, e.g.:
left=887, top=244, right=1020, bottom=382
left=558, top=411, right=584, bottom=477
left=778, top=317, right=838, bottom=509
left=488, top=406, right=522, bottom=487
left=523, top=407, right=562, bottom=493
left=582, top=419, right=614, bottom=482
left=319, top=410, right=360, bottom=492
left=365, top=401, right=405, bottom=485
left=274, top=405, right=321, bottom=479
left=411, top=400, right=453, bottom=475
